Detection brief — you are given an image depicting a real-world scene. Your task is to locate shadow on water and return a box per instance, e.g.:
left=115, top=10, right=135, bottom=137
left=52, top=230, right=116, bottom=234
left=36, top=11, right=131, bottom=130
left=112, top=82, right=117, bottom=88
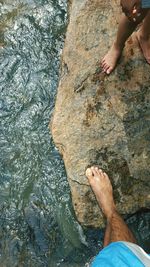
left=0, top=1, right=150, bottom=266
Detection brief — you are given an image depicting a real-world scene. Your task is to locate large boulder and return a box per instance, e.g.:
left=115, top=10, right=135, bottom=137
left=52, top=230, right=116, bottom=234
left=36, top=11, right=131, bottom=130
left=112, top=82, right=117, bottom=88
left=51, top=0, right=150, bottom=227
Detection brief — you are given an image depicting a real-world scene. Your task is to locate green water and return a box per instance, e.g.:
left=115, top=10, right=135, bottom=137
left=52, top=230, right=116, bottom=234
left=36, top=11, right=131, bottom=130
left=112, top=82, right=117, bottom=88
left=0, top=1, right=89, bottom=266
left=0, top=1, right=150, bottom=266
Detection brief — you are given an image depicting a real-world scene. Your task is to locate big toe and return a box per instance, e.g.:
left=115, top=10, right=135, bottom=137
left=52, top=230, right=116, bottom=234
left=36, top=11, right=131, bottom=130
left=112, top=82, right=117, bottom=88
left=86, top=168, right=93, bottom=179
left=106, top=66, right=113, bottom=75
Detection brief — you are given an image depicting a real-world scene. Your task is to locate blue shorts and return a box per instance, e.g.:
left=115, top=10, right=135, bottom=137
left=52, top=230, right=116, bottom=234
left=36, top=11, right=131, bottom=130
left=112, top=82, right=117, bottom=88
left=142, top=0, right=150, bottom=8
left=91, top=241, right=150, bottom=267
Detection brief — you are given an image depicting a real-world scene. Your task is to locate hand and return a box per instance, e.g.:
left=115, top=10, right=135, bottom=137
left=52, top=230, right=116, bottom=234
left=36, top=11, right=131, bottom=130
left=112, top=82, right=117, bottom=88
left=120, top=0, right=143, bottom=22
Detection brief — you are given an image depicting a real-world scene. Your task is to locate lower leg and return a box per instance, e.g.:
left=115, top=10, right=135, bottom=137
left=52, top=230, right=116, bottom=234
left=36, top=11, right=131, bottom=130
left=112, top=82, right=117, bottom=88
left=103, top=222, right=111, bottom=247
left=115, top=14, right=138, bottom=49
left=107, top=211, right=137, bottom=244
left=139, top=9, right=150, bottom=38
left=86, top=167, right=137, bottom=247
left=101, top=14, right=139, bottom=74
left=136, top=9, right=150, bottom=63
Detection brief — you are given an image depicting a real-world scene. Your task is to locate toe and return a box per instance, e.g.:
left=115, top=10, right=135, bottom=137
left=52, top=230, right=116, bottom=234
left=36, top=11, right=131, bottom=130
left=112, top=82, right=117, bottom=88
left=91, top=166, right=98, bottom=176
left=96, top=167, right=102, bottom=176
left=86, top=168, right=93, bottom=178
left=98, top=168, right=104, bottom=178
left=101, top=57, right=106, bottom=64
left=102, top=62, right=108, bottom=69
left=101, top=60, right=106, bottom=67
left=95, top=166, right=99, bottom=174
left=103, top=172, right=110, bottom=181
left=103, top=65, right=110, bottom=73
left=106, top=67, right=113, bottom=74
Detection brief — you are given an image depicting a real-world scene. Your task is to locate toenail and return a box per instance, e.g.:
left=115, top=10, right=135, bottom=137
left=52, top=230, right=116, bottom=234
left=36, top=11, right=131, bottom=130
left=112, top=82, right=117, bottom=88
left=86, top=168, right=92, bottom=176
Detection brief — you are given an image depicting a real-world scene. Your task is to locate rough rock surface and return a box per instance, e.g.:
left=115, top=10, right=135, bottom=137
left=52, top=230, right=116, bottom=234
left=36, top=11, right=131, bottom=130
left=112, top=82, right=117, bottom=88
left=51, top=0, right=150, bottom=227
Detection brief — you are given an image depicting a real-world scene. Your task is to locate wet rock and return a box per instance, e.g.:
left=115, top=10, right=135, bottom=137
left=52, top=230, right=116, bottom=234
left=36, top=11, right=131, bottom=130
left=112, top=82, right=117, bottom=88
left=51, top=0, right=150, bottom=227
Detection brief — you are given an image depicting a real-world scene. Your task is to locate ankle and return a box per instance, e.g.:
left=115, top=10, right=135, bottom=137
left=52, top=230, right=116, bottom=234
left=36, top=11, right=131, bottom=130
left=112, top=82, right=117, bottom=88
left=106, top=205, right=116, bottom=221
left=113, top=41, right=124, bottom=52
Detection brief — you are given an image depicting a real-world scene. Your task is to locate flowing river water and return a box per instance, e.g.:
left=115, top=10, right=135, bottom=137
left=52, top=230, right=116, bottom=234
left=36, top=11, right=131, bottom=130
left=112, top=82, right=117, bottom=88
left=0, top=1, right=150, bottom=267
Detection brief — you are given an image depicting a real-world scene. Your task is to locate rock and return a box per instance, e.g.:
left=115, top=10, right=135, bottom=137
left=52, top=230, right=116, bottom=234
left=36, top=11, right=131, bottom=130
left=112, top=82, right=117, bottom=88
left=51, top=0, right=150, bottom=227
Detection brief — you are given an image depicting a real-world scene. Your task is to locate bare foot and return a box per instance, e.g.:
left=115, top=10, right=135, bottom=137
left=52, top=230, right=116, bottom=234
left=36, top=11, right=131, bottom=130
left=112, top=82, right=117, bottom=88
left=136, top=30, right=150, bottom=64
left=86, top=166, right=116, bottom=219
left=101, top=43, right=123, bottom=75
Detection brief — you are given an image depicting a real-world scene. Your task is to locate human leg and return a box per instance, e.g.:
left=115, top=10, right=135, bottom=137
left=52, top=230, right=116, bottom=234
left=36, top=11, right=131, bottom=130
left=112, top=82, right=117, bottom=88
left=85, top=167, right=137, bottom=247
left=107, top=210, right=137, bottom=245
left=101, top=13, right=143, bottom=74
left=136, top=9, right=150, bottom=63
